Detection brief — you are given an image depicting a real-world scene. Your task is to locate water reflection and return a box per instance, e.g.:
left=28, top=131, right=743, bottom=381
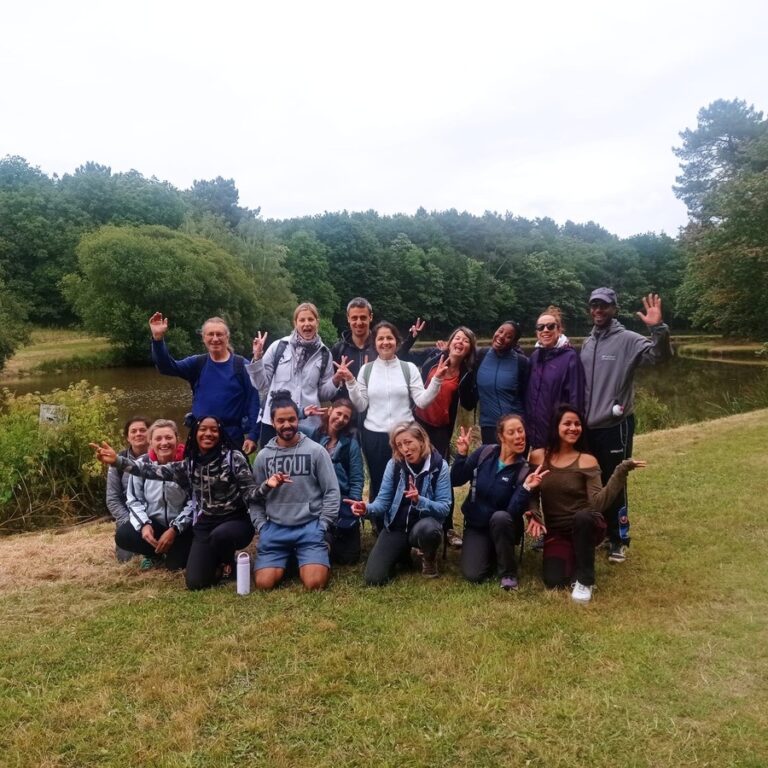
left=5, top=356, right=768, bottom=433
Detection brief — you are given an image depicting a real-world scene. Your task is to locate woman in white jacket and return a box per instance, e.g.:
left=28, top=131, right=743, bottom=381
left=249, top=302, right=338, bottom=448
left=336, top=321, right=448, bottom=505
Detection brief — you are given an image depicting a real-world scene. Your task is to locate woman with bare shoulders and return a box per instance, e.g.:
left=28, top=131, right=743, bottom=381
left=526, top=405, right=646, bottom=603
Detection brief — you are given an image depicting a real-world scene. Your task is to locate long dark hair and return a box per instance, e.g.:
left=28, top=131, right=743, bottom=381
left=184, top=415, right=240, bottom=463
left=317, top=398, right=356, bottom=439
left=544, top=404, right=590, bottom=457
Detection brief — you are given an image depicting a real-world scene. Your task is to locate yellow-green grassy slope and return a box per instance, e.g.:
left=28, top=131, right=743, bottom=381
left=1, top=411, right=767, bottom=767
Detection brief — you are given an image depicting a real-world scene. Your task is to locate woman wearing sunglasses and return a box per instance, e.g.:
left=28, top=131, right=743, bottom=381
left=524, top=306, right=586, bottom=450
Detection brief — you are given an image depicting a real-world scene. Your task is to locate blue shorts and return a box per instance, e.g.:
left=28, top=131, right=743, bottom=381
left=255, top=519, right=330, bottom=571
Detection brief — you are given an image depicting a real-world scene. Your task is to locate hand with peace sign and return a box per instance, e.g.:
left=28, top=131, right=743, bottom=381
left=522, top=464, right=550, bottom=492
left=404, top=476, right=420, bottom=504
left=433, top=353, right=449, bottom=380
left=266, top=472, right=292, bottom=489
left=90, top=440, right=118, bottom=465
left=455, top=426, right=472, bottom=457
left=332, top=355, right=355, bottom=385
left=252, top=331, right=268, bottom=360
left=409, top=317, right=426, bottom=338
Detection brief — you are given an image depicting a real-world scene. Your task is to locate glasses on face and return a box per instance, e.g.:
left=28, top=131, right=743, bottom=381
left=589, top=301, right=611, bottom=310
left=535, top=322, right=557, bottom=332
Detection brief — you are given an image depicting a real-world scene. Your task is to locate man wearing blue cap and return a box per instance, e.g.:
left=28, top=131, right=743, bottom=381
left=581, top=289, right=671, bottom=563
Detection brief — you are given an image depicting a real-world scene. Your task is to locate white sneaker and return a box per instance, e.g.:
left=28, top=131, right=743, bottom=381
left=571, top=581, right=593, bottom=604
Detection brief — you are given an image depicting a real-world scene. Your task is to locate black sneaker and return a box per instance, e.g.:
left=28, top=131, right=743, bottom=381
left=608, top=542, right=627, bottom=563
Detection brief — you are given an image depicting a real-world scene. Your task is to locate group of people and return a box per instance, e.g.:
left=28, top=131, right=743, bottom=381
left=93, top=287, right=671, bottom=603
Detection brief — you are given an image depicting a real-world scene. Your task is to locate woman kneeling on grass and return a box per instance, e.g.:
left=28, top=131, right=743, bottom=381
left=451, top=414, right=548, bottom=590
left=305, top=398, right=365, bottom=565
left=91, top=416, right=260, bottom=590
left=526, top=405, right=646, bottom=604
left=116, top=419, right=192, bottom=570
left=347, top=422, right=451, bottom=584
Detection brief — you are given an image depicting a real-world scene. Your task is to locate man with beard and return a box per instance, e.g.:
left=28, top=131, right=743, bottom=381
left=581, top=289, right=671, bottom=564
left=250, top=390, right=340, bottom=590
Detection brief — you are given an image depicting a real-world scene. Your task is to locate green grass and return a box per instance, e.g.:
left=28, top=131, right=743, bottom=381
left=0, top=328, right=113, bottom=381
left=2, top=411, right=768, bottom=766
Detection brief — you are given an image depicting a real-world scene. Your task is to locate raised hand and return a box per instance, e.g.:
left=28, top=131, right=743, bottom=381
left=266, top=472, right=292, bottom=489
left=90, top=441, right=118, bottom=465
left=304, top=405, right=328, bottom=418
left=636, top=294, right=663, bottom=327
left=404, top=476, right=420, bottom=503
left=344, top=499, right=367, bottom=517
left=252, top=331, right=268, bottom=360
left=456, top=426, right=472, bottom=456
left=523, top=464, right=550, bottom=491
left=435, top=340, right=448, bottom=352
left=433, top=354, right=449, bottom=380
left=149, top=312, right=168, bottom=341
left=409, top=317, right=426, bottom=338
left=332, top=356, right=355, bottom=383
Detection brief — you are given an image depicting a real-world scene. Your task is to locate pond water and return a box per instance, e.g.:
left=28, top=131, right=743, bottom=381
left=6, top=354, right=768, bottom=434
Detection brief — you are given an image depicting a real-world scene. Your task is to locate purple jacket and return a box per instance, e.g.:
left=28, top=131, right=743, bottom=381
left=525, top=342, right=585, bottom=449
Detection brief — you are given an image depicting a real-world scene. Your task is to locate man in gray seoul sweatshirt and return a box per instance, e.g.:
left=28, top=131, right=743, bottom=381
left=251, top=390, right=340, bottom=590
left=581, top=289, right=671, bottom=565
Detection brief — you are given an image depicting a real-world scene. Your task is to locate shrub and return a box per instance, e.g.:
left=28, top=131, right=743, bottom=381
left=634, top=387, right=674, bottom=433
left=0, top=382, right=122, bottom=531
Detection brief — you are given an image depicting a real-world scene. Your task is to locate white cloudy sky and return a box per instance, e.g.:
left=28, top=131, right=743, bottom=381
left=3, top=0, right=766, bottom=236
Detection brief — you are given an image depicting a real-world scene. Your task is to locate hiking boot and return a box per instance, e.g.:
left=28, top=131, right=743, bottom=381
left=446, top=529, right=463, bottom=548
left=608, top=542, right=627, bottom=564
left=571, top=581, right=593, bottom=603
left=500, top=576, right=519, bottom=591
left=421, top=552, right=439, bottom=578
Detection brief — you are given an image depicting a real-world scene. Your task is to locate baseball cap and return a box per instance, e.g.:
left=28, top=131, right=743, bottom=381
left=589, top=287, right=617, bottom=305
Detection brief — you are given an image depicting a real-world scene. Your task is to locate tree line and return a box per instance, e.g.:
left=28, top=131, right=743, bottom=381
left=1, top=97, right=765, bottom=369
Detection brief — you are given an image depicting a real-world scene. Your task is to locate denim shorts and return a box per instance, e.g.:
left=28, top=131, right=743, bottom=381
left=255, top=518, right=330, bottom=571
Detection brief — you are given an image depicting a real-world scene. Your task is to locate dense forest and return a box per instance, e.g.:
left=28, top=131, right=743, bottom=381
left=1, top=98, right=765, bottom=368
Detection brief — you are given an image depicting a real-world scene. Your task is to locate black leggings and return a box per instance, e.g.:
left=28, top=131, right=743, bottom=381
left=114, top=520, right=193, bottom=571
left=185, top=512, right=255, bottom=591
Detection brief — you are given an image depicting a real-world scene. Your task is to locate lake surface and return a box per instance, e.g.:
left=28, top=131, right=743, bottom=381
left=6, top=355, right=767, bottom=434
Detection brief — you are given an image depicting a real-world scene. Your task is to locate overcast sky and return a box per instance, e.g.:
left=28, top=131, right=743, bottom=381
left=3, top=0, right=766, bottom=237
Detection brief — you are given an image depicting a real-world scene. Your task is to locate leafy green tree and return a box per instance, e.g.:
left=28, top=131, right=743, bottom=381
left=186, top=177, right=257, bottom=228
left=0, top=274, right=30, bottom=370
left=673, top=99, right=767, bottom=222
left=63, top=225, right=270, bottom=360
left=58, top=163, right=186, bottom=228
left=0, top=156, right=84, bottom=323
left=284, top=231, right=339, bottom=320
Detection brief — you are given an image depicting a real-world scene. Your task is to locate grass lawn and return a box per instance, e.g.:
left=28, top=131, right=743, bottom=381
left=2, top=411, right=767, bottom=767
left=0, top=328, right=113, bottom=381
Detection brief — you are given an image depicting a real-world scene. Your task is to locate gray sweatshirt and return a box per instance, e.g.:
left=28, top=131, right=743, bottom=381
left=250, top=433, right=340, bottom=532
left=581, top=319, right=671, bottom=429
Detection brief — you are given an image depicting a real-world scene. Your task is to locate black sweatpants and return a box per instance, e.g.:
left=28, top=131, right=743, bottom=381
left=586, top=415, right=634, bottom=545
left=330, top=524, right=362, bottom=566
left=185, top=512, right=255, bottom=591
left=114, top=520, right=193, bottom=571
left=360, top=428, right=392, bottom=525
left=460, top=511, right=522, bottom=583
left=364, top=517, right=443, bottom=586
left=419, top=421, right=456, bottom=531
left=542, top=510, right=607, bottom=588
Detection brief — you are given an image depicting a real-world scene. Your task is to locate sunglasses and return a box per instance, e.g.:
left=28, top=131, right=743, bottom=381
left=535, top=322, right=558, bottom=332
left=589, top=301, right=612, bottom=309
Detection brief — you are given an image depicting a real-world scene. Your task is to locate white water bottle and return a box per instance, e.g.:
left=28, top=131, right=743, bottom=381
left=236, top=551, right=251, bottom=595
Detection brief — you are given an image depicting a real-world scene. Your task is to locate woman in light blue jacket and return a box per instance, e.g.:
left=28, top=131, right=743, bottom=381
left=347, top=422, right=451, bottom=585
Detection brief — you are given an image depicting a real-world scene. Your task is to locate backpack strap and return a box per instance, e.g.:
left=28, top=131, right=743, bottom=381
left=189, top=353, right=247, bottom=396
